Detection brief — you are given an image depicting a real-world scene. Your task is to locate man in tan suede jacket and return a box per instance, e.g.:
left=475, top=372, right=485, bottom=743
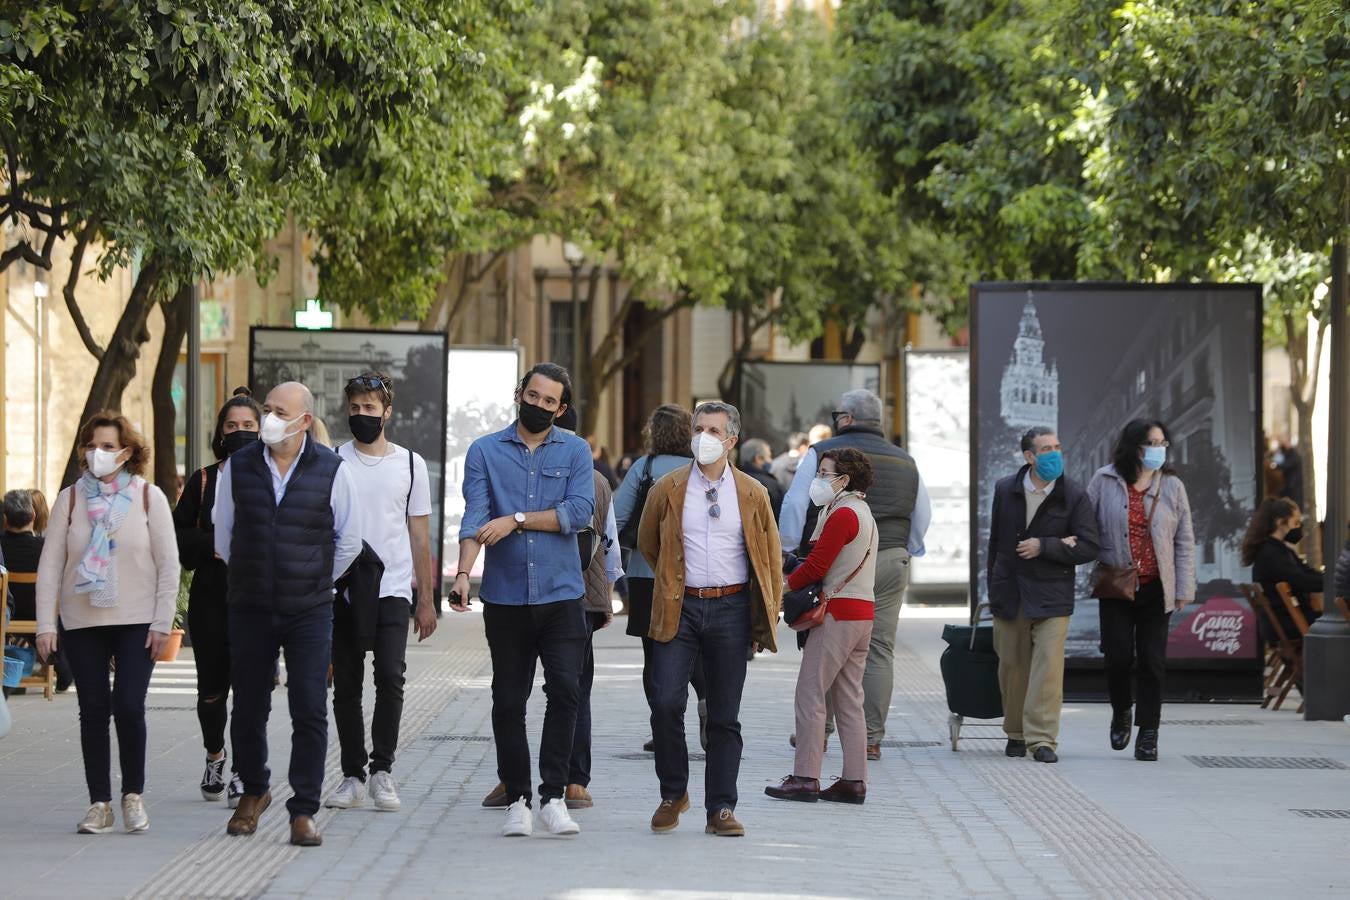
left=638, top=401, right=782, bottom=837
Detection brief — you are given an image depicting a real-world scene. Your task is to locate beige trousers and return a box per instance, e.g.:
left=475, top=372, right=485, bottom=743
left=793, top=615, right=873, bottom=782
left=992, top=611, right=1070, bottom=751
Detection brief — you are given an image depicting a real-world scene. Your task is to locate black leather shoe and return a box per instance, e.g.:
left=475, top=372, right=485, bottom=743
left=1032, top=746, right=1058, bottom=764
left=1110, top=710, right=1133, bottom=751
left=1005, top=739, right=1027, bottom=758
left=1134, top=728, right=1159, bottom=761
left=764, top=775, right=820, bottom=802
left=642, top=738, right=656, bottom=753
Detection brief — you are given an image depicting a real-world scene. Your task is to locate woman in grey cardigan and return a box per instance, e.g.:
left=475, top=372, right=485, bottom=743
left=1086, top=419, right=1195, bottom=762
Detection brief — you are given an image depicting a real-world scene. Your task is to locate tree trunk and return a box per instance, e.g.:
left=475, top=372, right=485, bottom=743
left=152, top=284, right=191, bottom=496
left=60, top=258, right=164, bottom=488
left=1286, top=306, right=1327, bottom=568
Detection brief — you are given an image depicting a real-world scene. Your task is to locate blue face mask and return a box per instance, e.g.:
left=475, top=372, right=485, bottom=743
left=1033, top=450, right=1064, bottom=481
left=1142, top=446, right=1167, bottom=471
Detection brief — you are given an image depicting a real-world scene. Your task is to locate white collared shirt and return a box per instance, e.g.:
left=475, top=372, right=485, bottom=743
left=682, top=462, right=748, bottom=588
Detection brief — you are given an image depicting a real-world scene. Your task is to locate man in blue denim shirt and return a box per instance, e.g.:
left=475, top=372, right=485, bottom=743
left=451, top=362, right=594, bottom=839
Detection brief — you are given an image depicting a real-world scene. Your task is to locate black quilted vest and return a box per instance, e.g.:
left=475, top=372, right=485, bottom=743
left=808, top=425, right=920, bottom=552
left=226, top=438, right=341, bottom=614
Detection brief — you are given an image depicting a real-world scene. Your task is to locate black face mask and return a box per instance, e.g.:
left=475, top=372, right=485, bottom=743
left=1284, top=527, right=1304, bottom=546
left=221, top=430, right=259, bottom=456
left=518, top=400, right=556, bottom=435
left=349, top=413, right=385, bottom=444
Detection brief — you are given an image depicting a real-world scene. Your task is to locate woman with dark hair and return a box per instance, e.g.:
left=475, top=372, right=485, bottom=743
left=1242, top=497, right=1322, bottom=647
left=1087, top=419, right=1195, bottom=761
left=36, top=413, right=179, bottom=833
left=612, top=404, right=706, bottom=752
left=766, top=448, right=877, bottom=805
left=173, top=387, right=261, bottom=807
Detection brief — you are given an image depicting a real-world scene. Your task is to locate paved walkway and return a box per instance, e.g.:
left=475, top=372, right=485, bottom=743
left=2, top=606, right=1347, bottom=899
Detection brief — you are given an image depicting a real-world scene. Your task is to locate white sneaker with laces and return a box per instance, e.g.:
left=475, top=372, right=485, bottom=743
left=226, top=774, right=244, bottom=809
left=368, top=771, right=401, bottom=811
left=538, top=798, right=580, bottom=836
left=502, top=799, right=532, bottom=837
left=325, top=775, right=366, bottom=809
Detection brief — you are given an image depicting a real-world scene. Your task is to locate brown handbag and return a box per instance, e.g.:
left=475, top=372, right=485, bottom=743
left=1090, top=477, right=1162, bottom=602
left=790, top=517, right=875, bottom=632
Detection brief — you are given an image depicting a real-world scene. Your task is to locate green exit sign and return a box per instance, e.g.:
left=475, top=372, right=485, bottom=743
left=294, top=298, right=334, bottom=330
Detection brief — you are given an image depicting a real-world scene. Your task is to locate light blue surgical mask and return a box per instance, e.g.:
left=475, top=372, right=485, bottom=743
left=1142, top=445, right=1167, bottom=471
left=1033, top=450, right=1064, bottom=482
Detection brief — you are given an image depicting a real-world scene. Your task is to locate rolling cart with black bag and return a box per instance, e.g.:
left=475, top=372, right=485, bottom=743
left=939, top=603, right=1004, bottom=750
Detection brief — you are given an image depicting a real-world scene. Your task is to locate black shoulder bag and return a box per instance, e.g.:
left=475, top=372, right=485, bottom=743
left=616, top=455, right=655, bottom=550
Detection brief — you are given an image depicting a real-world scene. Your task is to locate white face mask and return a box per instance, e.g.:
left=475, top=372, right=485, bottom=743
left=260, top=412, right=304, bottom=446
left=691, top=432, right=727, bottom=466
left=809, top=475, right=843, bottom=507
left=86, top=448, right=125, bottom=478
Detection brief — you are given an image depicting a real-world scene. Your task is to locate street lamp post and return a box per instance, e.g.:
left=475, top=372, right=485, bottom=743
left=563, top=241, right=585, bottom=418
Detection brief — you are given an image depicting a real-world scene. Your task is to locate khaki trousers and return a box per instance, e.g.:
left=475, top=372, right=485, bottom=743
left=992, top=611, right=1069, bottom=751
left=794, top=615, right=873, bottom=781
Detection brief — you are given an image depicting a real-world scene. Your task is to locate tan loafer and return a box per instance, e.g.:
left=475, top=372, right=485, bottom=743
left=705, top=807, right=745, bottom=837
left=226, top=791, right=271, bottom=836
left=289, top=815, right=322, bottom=847
left=564, top=784, right=593, bottom=809
left=650, top=793, right=690, bottom=832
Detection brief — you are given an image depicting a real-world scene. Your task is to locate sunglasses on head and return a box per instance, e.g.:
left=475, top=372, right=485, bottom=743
left=348, top=375, right=389, bottom=396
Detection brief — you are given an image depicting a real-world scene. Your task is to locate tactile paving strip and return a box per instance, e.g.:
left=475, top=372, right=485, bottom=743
left=1186, top=755, right=1347, bottom=770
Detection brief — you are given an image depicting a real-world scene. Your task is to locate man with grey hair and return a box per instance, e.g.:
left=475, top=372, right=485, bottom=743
left=771, top=431, right=810, bottom=490
left=638, top=400, right=782, bottom=837
left=739, top=438, right=784, bottom=521
left=214, top=381, right=361, bottom=846
left=779, top=388, right=931, bottom=760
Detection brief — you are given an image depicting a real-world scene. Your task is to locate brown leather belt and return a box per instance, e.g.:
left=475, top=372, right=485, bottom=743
left=684, top=583, right=748, bottom=599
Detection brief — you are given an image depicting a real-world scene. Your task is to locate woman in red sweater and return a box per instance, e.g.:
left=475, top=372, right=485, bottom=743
left=766, top=447, right=878, bottom=805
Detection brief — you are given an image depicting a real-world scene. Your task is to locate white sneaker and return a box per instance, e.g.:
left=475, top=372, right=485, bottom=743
left=538, top=798, right=580, bottom=836
left=325, top=775, right=366, bottom=809
left=502, top=799, right=532, bottom=837
left=121, top=793, right=150, bottom=833
left=368, top=771, right=401, bottom=811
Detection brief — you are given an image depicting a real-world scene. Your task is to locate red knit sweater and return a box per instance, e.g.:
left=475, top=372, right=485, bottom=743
left=786, top=507, right=874, bottom=621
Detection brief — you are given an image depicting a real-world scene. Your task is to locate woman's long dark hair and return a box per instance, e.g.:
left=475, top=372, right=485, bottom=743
left=1240, top=497, right=1298, bottom=567
left=210, top=387, right=263, bottom=460
left=1111, top=418, right=1175, bottom=484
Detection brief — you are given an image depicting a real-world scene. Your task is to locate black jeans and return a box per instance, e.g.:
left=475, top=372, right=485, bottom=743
left=332, top=596, right=411, bottom=779
left=187, top=593, right=232, bottom=759
left=61, top=623, right=154, bottom=803
left=483, top=599, right=588, bottom=805
left=1100, top=579, right=1172, bottom=729
left=229, top=604, right=332, bottom=819
left=651, top=590, right=750, bottom=814
left=568, top=611, right=610, bottom=787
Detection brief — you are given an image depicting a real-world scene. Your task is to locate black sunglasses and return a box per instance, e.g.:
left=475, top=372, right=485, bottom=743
left=705, top=485, right=721, bottom=519
left=347, top=375, right=390, bottom=397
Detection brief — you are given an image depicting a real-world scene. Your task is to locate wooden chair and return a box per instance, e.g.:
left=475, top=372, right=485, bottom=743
left=1274, top=582, right=1312, bottom=713
left=1247, top=583, right=1301, bottom=711
left=2, top=571, right=55, bottom=700
left=1239, top=584, right=1286, bottom=698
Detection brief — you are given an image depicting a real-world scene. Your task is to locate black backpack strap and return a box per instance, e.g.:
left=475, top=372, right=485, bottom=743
left=406, top=446, right=414, bottom=518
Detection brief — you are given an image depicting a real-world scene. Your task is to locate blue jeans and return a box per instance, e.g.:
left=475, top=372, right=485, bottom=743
left=651, top=590, right=751, bottom=814
left=228, top=604, right=332, bottom=819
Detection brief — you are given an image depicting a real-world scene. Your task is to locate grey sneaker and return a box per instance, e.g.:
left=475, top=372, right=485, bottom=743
left=121, top=793, right=150, bottom=833
left=326, top=775, right=366, bottom=809
left=368, top=771, right=401, bottom=811
left=77, top=802, right=114, bottom=835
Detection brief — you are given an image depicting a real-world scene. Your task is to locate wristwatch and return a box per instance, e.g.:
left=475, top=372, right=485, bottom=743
left=513, top=511, right=526, bottom=532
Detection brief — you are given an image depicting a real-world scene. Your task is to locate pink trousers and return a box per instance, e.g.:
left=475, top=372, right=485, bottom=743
left=793, top=615, right=873, bottom=782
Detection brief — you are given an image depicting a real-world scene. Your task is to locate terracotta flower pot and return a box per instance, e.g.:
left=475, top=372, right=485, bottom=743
left=157, top=629, right=186, bottom=662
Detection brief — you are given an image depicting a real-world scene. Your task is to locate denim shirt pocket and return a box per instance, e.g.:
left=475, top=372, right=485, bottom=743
left=538, top=465, right=572, bottom=508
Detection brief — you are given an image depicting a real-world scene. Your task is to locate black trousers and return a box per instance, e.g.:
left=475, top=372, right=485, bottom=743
left=229, top=604, right=332, bottom=819
left=483, top=599, right=588, bottom=805
left=568, top=611, right=610, bottom=787
left=332, top=597, right=411, bottom=779
left=1099, top=580, right=1171, bottom=729
left=187, top=593, right=232, bottom=759
left=61, top=623, right=154, bottom=803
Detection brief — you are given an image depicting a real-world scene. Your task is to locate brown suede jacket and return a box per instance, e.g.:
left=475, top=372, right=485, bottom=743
left=637, top=462, right=783, bottom=652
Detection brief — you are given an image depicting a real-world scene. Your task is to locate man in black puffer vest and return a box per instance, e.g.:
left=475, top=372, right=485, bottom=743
left=779, top=389, right=930, bottom=760
left=214, top=382, right=361, bottom=847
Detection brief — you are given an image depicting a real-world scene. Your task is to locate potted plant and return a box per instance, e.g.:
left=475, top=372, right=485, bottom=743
left=158, top=571, right=192, bottom=662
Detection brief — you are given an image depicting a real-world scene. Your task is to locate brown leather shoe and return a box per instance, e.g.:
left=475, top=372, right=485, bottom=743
left=482, top=782, right=510, bottom=809
left=764, top=775, right=820, bottom=802
left=564, top=784, right=593, bottom=810
left=866, top=743, right=881, bottom=761
left=226, top=791, right=271, bottom=836
left=650, top=793, right=689, bottom=832
left=289, top=815, right=322, bottom=847
left=819, top=779, right=866, bottom=805
left=704, top=807, right=745, bottom=837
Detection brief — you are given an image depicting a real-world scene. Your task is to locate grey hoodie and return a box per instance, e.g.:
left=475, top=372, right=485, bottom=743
left=1086, top=464, right=1196, bottom=612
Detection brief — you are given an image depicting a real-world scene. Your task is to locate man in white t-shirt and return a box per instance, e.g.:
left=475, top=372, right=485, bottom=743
left=326, top=372, right=437, bottom=812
